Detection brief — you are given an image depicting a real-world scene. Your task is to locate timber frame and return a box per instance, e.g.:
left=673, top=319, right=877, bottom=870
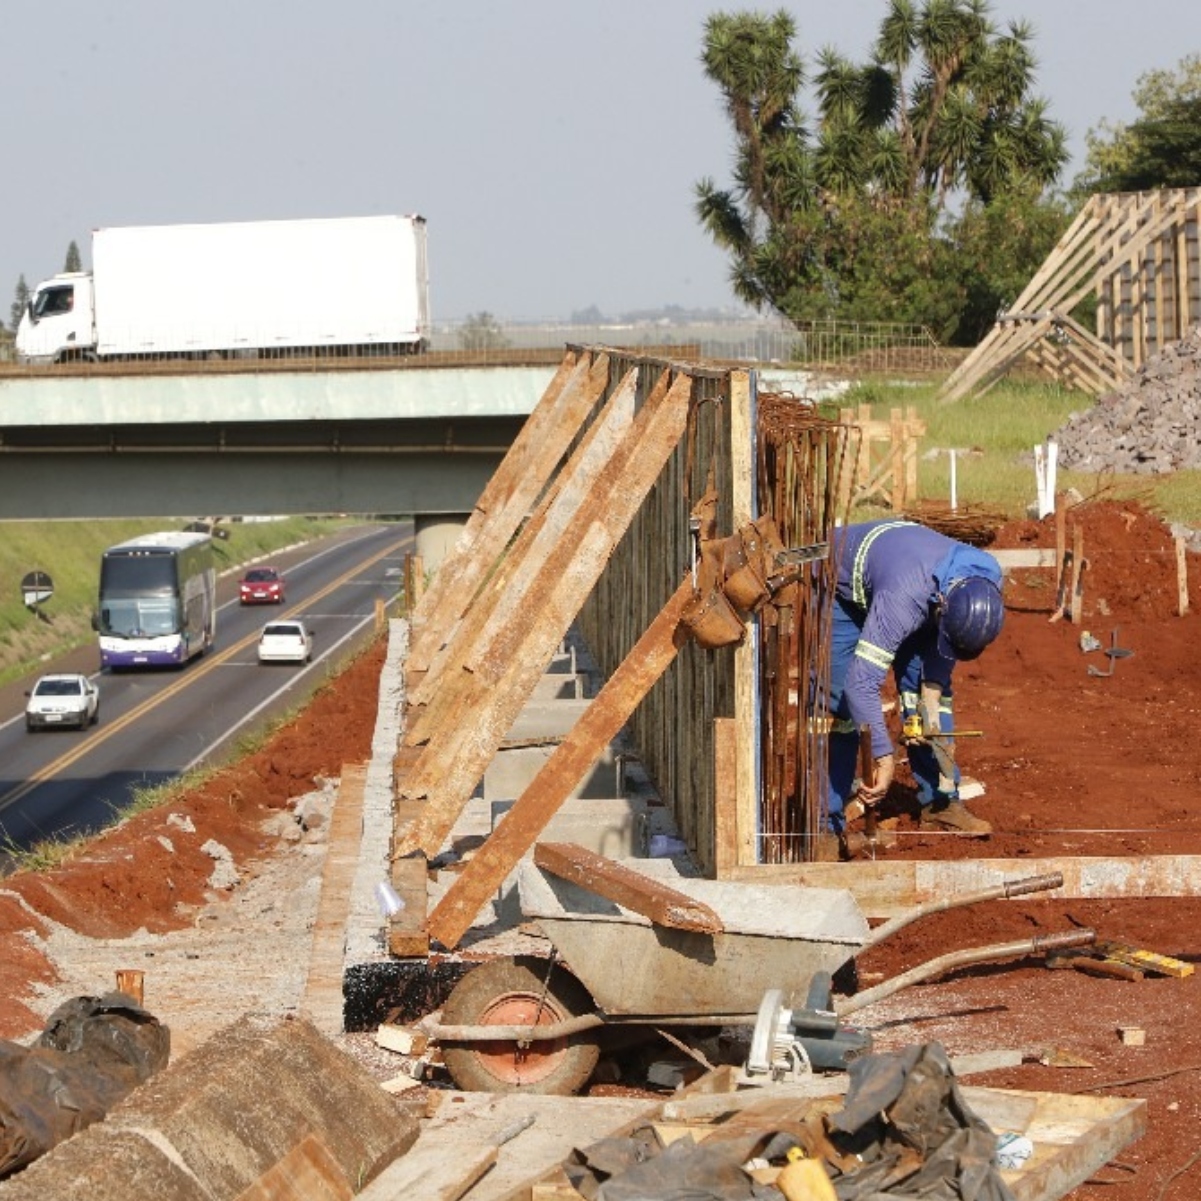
left=387, top=345, right=1201, bottom=948
left=941, top=187, right=1201, bottom=403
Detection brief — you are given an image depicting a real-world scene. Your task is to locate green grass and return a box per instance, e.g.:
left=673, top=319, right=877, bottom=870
left=839, top=377, right=1201, bottom=525
left=0, top=516, right=353, bottom=685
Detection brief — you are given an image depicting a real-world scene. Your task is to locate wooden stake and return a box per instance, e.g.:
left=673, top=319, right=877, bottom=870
left=1177, top=535, right=1190, bottom=616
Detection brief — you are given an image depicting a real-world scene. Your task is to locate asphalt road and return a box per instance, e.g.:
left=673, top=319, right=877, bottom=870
left=0, top=522, right=412, bottom=853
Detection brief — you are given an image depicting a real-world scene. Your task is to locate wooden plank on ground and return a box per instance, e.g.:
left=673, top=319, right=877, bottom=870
left=533, top=841, right=724, bottom=934
left=720, top=854, right=1201, bottom=917
left=425, top=577, right=694, bottom=949
left=993, top=548, right=1059, bottom=571
left=961, top=1087, right=1146, bottom=1201
left=303, top=763, right=368, bottom=1034
left=360, top=1093, right=659, bottom=1201
left=235, top=1133, right=353, bottom=1201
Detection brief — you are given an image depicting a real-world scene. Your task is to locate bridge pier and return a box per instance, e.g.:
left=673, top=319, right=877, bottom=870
left=414, top=513, right=471, bottom=572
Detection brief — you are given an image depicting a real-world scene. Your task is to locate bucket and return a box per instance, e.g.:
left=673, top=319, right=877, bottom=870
left=681, top=583, right=746, bottom=649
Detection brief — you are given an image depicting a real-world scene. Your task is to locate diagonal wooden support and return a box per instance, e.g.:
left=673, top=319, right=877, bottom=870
left=407, top=349, right=608, bottom=674
left=403, top=365, right=641, bottom=739
left=394, top=373, right=693, bottom=854
left=532, top=841, right=724, bottom=934
left=425, top=577, right=695, bottom=950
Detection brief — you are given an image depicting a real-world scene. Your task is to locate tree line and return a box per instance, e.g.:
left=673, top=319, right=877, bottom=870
left=695, top=4, right=1201, bottom=346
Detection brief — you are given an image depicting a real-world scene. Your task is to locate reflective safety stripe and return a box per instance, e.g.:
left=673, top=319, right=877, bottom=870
left=855, top=639, right=893, bottom=670
left=850, top=520, right=919, bottom=607
left=900, top=689, right=920, bottom=712
left=830, top=717, right=858, bottom=734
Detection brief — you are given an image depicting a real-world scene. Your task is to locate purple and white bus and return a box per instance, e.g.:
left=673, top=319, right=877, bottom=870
left=97, top=531, right=216, bottom=669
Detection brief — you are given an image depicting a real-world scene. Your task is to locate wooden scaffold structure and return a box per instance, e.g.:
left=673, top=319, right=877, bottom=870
left=940, top=187, right=1201, bottom=403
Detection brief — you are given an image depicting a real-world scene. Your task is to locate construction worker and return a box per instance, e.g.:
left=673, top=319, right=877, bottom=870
left=825, top=519, right=1004, bottom=843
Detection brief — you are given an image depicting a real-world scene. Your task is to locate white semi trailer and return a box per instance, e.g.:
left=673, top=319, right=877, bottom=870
left=16, top=214, right=430, bottom=363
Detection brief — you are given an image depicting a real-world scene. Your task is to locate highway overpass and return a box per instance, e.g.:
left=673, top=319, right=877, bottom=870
left=0, top=357, right=559, bottom=534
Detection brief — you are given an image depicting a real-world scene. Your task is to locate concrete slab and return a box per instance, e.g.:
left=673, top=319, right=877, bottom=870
left=483, top=743, right=620, bottom=801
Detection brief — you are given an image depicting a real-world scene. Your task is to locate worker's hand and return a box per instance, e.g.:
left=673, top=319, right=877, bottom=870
left=859, top=753, right=895, bottom=804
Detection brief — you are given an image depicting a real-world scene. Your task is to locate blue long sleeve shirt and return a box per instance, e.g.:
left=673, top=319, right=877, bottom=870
left=834, top=520, right=1003, bottom=758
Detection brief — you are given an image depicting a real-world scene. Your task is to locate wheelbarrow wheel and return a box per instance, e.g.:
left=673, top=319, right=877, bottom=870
left=441, top=956, right=600, bottom=1095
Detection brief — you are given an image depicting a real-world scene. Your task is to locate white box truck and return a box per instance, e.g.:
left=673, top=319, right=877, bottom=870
left=16, top=214, right=429, bottom=364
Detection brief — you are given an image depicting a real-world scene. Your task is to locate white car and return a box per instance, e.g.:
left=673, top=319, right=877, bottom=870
left=26, top=673, right=101, bottom=731
left=257, top=620, right=314, bottom=665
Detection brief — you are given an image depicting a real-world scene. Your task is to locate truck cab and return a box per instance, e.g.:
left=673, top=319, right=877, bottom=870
left=16, top=272, right=96, bottom=363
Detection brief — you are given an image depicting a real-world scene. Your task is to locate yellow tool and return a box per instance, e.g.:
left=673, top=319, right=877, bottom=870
left=778, top=1147, right=837, bottom=1201
left=902, top=714, right=984, bottom=740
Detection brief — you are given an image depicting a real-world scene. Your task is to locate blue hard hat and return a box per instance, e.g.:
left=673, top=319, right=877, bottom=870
left=937, top=576, right=1004, bottom=661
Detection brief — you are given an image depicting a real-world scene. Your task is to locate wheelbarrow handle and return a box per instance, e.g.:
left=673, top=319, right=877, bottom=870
left=999, top=872, right=1064, bottom=899
left=863, top=872, right=1064, bottom=949
left=837, top=928, right=1096, bottom=1018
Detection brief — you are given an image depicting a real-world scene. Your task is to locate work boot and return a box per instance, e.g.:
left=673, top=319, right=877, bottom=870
left=920, top=800, right=992, bottom=836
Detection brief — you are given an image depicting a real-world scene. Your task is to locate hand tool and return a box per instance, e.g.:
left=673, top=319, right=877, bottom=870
left=857, top=728, right=879, bottom=853
left=1086, top=627, right=1134, bottom=677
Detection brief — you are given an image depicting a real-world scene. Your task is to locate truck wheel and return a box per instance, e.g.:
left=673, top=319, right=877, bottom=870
left=440, top=956, right=599, bottom=1095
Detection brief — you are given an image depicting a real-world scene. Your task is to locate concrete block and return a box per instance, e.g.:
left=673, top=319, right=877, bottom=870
left=504, top=697, right=593, bottom=741
left=484, top=744, right=621, bottom=801
left=4, top=1014, right=418, bottom=1201
left=528, top=673, right=586, bottom=701
left=490, top=796, right=648, bottom=859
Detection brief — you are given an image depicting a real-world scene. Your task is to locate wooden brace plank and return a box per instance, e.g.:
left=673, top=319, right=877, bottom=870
left=408, top=349, right=601, bottom=672
left=398, top=374, right=696, bottom=855
left=533, top=841, right=724, bottom=934
left=407, top=353, right=619, bottom=707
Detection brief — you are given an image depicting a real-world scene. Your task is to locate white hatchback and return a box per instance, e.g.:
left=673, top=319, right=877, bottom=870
left=257, top=620, right=314, bottom=665
left=26, top=673, right=101, bottom=731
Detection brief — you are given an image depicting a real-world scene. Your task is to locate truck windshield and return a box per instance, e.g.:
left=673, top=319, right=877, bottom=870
left=33, top=286, right=74, bottom=318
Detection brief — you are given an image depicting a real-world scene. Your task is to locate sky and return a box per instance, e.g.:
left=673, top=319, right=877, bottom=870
left=3, top=2, right=1198, bottom=324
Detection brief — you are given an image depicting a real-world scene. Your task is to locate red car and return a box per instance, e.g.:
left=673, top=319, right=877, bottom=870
left=239, top=566, right=286, bottom=605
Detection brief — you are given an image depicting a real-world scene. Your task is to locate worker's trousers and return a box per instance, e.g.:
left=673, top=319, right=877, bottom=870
left=826, top=600, right=959, bottom=832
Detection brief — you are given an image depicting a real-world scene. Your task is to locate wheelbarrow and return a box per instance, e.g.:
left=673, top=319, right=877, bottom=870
left=428, top=858, right=1091, bottom=1095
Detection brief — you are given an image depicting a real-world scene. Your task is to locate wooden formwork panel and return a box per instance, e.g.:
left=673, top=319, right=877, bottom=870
left=941, top=187, right=1201, bottom=403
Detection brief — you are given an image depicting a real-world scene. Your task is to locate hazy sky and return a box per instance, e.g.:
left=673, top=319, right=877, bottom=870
left=4, top=2, right=1196, bottom=322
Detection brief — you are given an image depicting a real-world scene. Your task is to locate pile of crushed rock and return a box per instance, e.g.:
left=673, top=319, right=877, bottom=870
left=1054, top=323, right=1201, bottom=474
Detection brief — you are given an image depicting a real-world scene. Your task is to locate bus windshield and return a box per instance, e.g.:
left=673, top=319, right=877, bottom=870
left=98, top=596, right=180, bottom=638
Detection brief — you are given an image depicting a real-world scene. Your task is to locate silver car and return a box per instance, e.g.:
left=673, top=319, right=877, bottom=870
left=26, top=673, right=101, bottom=731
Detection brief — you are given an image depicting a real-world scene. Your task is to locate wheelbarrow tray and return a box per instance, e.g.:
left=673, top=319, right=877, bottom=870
left=517, top=858, right=870, bottom=1018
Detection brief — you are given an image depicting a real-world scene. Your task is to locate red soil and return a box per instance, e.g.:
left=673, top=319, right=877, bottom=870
left=2, top=499, right=1199, bottom=1198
